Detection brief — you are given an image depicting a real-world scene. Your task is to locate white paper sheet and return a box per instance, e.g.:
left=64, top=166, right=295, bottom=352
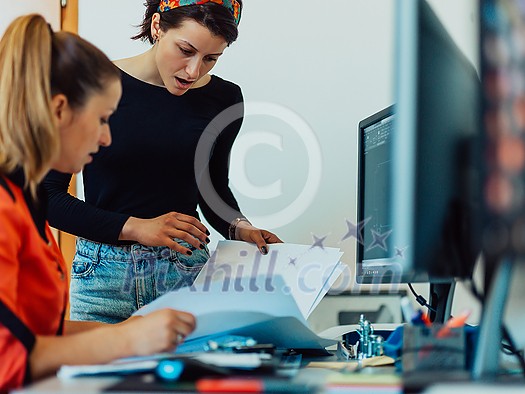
left=135, top=275, right=305, bottom=339
left=193, top=241, right=344, bottom=319
left=57, top=353, right=267, bottom=379
left=134, top=241, right=343, bottom=351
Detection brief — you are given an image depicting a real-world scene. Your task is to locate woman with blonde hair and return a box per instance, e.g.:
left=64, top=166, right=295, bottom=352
left=0, top=14, right=195, bottom=391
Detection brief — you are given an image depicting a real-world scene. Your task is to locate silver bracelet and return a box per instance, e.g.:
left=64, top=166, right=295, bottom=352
left=228, top=217, right=251, bottom=240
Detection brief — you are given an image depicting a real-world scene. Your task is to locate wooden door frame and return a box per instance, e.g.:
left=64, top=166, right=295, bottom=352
left=61, top=0, right=78, bottom=33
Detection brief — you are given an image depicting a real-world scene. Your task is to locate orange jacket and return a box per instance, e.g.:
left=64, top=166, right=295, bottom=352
left=0, top=175, right=68, bottom=392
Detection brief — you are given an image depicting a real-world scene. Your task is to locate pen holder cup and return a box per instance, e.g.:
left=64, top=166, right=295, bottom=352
left=402, top=325, right=466, bottom=372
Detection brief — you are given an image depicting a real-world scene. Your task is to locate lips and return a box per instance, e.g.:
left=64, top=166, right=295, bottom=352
left=175, top=76, right=194, bottom=89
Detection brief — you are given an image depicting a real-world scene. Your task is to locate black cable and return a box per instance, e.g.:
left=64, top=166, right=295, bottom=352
left=502, top=343, right=515, bottom=355
left=407, top=278, right=524, bottom=375
left=502, top=319, right=525, bottom=377
left=407, top=283, right=437, bottom=313
left=502, top=342, right=524, bottom=357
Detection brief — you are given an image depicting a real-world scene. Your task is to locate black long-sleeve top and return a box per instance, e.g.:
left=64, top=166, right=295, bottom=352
left=44, top=71, right=244, bottom=244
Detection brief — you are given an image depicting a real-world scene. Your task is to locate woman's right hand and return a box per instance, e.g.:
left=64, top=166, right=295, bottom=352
left=119, top=309, right=196, bottom=356
left=30, top=309, right=196, bottom=380
left=119, top=212, right=210, bottom=255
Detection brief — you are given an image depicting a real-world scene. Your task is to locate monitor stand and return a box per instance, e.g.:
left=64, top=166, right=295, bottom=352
left=427, top=281, right=455, bottom=323
left=471, top=258, right=514, bottom=380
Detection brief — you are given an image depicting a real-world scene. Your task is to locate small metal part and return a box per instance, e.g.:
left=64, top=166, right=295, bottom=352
left=356, top=314, right=384, bottom=359
left=336, top=340, right=355, bottom=360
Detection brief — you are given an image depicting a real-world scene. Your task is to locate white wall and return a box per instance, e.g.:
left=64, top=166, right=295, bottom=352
left=78, top=1, right=479, bottom=297
left=0, top=0, right=60, bottom=36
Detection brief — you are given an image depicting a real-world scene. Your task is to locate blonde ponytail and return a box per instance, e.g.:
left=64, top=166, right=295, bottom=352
left=0, top=14, right=59, bottom=196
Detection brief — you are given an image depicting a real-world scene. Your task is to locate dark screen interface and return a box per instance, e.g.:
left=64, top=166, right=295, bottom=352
left=362, top=114, right=394, bottom=262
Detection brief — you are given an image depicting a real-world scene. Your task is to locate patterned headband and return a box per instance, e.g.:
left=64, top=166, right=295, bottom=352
left=158, top=0, right=241, bottom=25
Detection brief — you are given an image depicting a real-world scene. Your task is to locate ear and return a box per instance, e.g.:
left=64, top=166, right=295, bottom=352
left=151, top=12, right=162, bottom=41
left=50, top=94, right=72, bottom=126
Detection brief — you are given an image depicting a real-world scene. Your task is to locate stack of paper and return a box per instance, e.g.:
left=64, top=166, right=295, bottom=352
left=135, top=241, right=344, bottom=351
left=57, top=353, right=267, bottom=379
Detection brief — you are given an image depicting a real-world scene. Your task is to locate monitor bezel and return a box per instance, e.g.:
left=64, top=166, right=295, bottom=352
left=355, top=105, right=405, bottom=285
left=356, top=0, right=481, bottom=285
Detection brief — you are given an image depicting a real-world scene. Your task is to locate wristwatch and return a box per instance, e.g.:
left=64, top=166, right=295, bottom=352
left=228, top=217, right=251, bottom=240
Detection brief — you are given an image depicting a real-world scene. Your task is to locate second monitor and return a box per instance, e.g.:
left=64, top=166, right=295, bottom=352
left=356, top=0, right=482, bottom=320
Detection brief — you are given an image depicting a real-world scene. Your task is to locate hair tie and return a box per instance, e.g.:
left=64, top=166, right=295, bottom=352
left=158, top=0, right=241, bottom=25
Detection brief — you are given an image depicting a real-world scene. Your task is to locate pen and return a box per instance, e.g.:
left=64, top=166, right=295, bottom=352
left=411, top=309, right=432, bottom=327
left=436, top=310, right=471, bottom=338
left=196, top=378, right=312, bottom=393
left=420, top=311, right=432, bottom=327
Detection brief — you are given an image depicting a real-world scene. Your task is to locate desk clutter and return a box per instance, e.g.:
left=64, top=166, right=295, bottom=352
left=340, top=314, right=387, bottom=359
left=54, top=305, right=479, bottom=394
left=54, top=243, right=480, bottom=393
left=327, top=311, right=478, bottom=374
left=101, top=350, right=314, bottom=393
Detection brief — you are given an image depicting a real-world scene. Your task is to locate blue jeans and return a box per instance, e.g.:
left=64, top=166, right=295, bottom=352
left=69, top=238, right=209, bottom=323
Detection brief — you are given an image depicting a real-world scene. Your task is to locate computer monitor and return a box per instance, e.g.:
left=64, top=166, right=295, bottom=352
left=356, top=106, right=397, bottom=283
left=355, top=0, right=481, bottom=322
left=481, top=2, right=525, bottom=263
left=474, top=0, right=525, bottom=379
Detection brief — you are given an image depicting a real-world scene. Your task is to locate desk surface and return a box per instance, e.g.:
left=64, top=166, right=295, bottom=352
left=13, top=362, right=402, bottom=394
left=14, top=372, right=525, bottom=394
left=425, top=383, right=525, bottom=393
left=13, top=358, right=524, bottom=394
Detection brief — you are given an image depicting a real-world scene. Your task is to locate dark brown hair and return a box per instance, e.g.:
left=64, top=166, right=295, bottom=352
left=51, top=31, right=121, bottom=109
left=132, top=0, right=242, bottom=45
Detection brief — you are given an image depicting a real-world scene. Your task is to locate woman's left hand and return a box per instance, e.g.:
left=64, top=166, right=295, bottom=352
left=236, top=222, right=283, bottom=255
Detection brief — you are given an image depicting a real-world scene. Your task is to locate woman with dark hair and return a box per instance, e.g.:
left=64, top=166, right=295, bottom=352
left=0, top=14, right=195, bottom=391
left=44, top=0, right=282, bottom=324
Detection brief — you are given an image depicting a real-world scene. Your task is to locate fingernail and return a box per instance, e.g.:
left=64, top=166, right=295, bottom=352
left=205, top=237, right=210, bottom=244
left=261, top=246, right=268, bottom=255
left=186, top=250, right=193, bottom=256
left=199, top=244, right=204, bottom=250
left=206, top=230, right=210, bottom=236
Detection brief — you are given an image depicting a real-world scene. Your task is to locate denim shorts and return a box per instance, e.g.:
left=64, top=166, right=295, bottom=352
left=69, top=238, right=209, bottom=324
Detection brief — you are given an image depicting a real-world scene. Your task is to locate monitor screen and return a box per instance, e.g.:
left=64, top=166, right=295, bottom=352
left=472, top=1, right=525, bottom=377
left=356, top=106, right=399, bottom=284
left=356, top=0, right=481, bottom=287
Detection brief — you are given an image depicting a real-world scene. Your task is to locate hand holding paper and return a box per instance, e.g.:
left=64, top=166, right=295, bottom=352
left=134, top=241, right=344, bottom=351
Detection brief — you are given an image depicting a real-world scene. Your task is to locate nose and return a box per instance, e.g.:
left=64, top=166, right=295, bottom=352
left=99, top=126, right=112, bottom=147
left=185, top=57, right=202, bottom=80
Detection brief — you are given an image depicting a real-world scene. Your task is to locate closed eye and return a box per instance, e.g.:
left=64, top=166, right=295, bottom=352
left=179, top=46, right=194, bottom=56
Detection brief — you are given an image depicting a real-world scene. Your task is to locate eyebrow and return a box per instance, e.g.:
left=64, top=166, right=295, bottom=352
left=180, top=40, right=224, bottom=57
